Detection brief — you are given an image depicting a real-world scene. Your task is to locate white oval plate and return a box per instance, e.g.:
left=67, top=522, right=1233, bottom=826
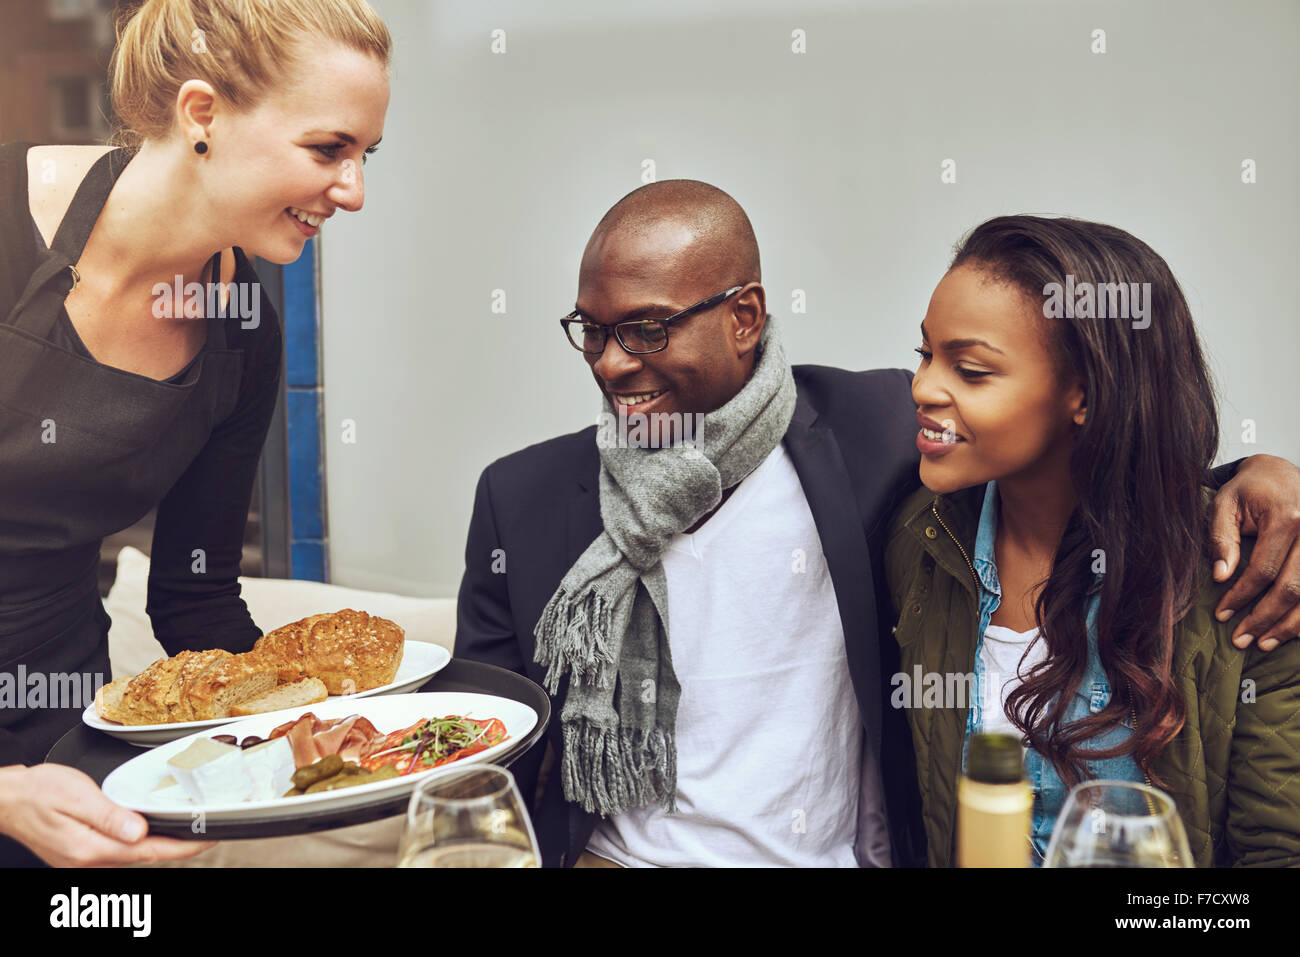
left=102, top=692, right=536, bottom=823
left=83, top=641, right=452, bottom=747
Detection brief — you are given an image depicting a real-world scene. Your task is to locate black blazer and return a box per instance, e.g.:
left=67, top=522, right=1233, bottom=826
left=455, top=364, right=928, bottom=867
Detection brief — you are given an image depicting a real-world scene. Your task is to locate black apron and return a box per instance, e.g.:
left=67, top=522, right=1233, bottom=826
left=0, top=148, right=244, bottom=864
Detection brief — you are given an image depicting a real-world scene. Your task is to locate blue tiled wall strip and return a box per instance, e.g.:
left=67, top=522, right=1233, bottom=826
left=283, top=238, right=328, bottom=582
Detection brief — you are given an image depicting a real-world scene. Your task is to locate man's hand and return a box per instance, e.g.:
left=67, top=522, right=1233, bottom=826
left=0, top=764, right=215, bottom=867
left=1209, top=454, right=1300, bottom=650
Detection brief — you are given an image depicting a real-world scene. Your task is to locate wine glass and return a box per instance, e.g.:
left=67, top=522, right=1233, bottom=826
left=1044, top=780, right=1193, bottom=868
left=398, top=764, right=541, bottom=868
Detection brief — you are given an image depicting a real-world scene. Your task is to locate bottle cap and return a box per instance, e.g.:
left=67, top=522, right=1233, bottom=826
left=967, top=732, right=1025, bottom=784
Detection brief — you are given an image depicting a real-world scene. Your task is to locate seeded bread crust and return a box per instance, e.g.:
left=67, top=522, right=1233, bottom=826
left=141, top=650, right=202, bottom=724
left=300, top=609, right=405, bottom=694
left=253, top=615, right=323, bottom=682
left=166, top=649, right=233, bottom=721
left=118, top=657, right=170, bottom=725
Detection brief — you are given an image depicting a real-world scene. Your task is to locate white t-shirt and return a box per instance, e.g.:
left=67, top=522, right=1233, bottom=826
left=584, top=443, right=865, bottom=867
left=979, top=623, right=1047, bottom=738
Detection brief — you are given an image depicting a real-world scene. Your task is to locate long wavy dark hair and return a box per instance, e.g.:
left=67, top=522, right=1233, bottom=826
left=950, top=215, right=1219, bottom=788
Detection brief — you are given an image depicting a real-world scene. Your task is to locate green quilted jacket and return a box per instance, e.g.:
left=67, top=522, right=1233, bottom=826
left=885, top=483, right=1300, bottom=867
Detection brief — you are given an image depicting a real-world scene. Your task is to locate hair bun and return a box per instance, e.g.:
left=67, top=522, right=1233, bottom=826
left=109, top=0, right=391, bottom=147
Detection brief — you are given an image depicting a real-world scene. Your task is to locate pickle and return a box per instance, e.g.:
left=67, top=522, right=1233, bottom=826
left=292, top=753, right=343, bottom=789
left=302, top=763, right=400, bottom=793
left=282, top=760, right=403, bottom=796
left=304, top=772, right=346, bottom=793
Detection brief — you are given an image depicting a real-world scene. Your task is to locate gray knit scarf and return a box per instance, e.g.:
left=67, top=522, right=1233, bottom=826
left=533, top=318, right=797, bottom=817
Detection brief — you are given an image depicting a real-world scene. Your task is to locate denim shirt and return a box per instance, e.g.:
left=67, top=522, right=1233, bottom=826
left=963, top=482, right=1144, bottom=865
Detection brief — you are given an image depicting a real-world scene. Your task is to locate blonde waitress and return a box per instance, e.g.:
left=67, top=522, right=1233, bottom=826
left=0, top=0, right=390, bottom=866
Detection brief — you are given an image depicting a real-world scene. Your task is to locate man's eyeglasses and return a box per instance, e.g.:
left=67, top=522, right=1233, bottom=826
left=561, top=285, right=745, bottom=355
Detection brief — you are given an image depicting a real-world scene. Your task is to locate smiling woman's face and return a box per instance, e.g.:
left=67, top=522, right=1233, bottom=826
left=912, top=263, right=1086, bottom=495
left=205, top=35, right=390, bottom=264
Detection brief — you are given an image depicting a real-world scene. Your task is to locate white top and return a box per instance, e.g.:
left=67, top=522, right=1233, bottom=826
left=979, top=623, right=1048, bottom=738
left=584, top=443, right=865, bottom=867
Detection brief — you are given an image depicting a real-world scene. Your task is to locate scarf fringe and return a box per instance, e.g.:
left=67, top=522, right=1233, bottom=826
left=534, top=588, right=618, bottom=694
left=561, top=720, right=678, bottom=817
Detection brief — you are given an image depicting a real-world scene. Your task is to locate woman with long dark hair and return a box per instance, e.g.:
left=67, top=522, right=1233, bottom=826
left=886, top=215, right=1300, bottom=865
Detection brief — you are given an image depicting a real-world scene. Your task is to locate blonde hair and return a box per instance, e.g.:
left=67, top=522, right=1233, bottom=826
left=109, top=0, right=391, bottom=147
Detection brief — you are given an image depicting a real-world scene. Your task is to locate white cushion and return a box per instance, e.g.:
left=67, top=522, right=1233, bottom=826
left=104, top=546, right=456, bottom=679
left=101, top=547, right=458, bottom=868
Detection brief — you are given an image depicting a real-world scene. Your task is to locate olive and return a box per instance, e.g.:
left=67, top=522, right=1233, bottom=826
left=212, top=734, right=237, bottom=745
left=240, top=735, right=264, bottom=749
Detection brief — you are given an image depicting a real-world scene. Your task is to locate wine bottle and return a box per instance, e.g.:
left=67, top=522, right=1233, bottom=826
left=957, top=732, right=1031, bottom=867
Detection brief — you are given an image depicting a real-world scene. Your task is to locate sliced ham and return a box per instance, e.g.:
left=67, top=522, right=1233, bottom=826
left=320, top=715, right=383, bottom=762
left=268, top=712, right=385, bottom=767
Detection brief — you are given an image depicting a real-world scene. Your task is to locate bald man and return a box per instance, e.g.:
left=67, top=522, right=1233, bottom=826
left=456, top=180, right=925, bottom=868
left=453, top=181, right=1298, bottom=868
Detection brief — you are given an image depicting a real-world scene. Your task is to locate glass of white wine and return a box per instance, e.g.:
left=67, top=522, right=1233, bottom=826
left=398, top=764, right=541, bottom=868
left=1044, top=780, right=1193, bottom=868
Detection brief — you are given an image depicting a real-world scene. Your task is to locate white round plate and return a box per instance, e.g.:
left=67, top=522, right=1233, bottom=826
left=102, top=692, right=536, bottom=823
left=83, top=641, right=452, bottom=747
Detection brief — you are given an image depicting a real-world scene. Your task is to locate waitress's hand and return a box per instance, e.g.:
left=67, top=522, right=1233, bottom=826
left=0, top=763, right=215, bottom=867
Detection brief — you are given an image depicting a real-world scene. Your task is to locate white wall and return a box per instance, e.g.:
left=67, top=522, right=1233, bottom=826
left=320, top=0, right=1300, bottom=597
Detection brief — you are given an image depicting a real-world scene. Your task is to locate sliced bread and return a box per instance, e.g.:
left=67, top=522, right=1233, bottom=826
left=166, top=648, right=233, bottom=721
left=229, top=677, right=328, bottom=716
left=118, top=657, right=171, bottom=725
left=186, top=653, right=278, bottom=720
left=94, top=676, right=133, bottom=723
left=135, top=650, right=202, bottom=725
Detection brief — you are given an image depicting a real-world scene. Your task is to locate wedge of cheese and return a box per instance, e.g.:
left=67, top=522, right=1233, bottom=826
left=240, top=738, right=296, bottom=801
left=165, top=737, right=295, bottom=804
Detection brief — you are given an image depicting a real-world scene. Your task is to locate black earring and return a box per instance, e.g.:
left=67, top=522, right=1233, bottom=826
left=194, top=140, right=208, bottom=155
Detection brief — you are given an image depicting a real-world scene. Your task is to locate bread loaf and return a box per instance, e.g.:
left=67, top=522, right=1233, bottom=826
left=97, top=609, right=406, bottom=725
left=298, top=609, right=405, bottom=694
